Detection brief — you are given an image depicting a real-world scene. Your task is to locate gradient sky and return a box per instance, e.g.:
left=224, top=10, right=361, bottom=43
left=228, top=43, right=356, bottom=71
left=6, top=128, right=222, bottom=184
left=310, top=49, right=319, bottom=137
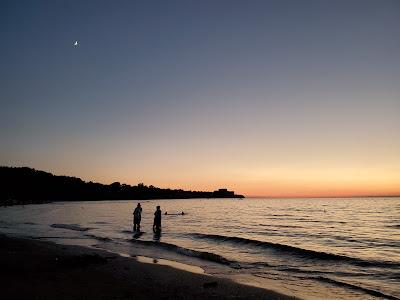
left=1, top=0, right=399, bottom=197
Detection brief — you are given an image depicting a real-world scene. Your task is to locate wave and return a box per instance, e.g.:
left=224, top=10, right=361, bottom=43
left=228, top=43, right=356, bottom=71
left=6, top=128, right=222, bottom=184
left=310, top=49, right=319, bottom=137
left=190, top=233, right=400, bottom=268
left=50, top=224, right=91, bottom=232
left=0, top=220, right=11, bottom=227
left=129, top=239, right=240, bottom=268
left=314, top=276, right=400, bottom=300
left=276, top=266, right=396, bottom=280
left=388, top=224, right=400, bottom=229
left=84, top=234, right=112, bottom=242
left=277, top=266, right=355, bottom=276
left=268, top=224, right=303, bottom=229
left=31, top=236, right=82, bottom=239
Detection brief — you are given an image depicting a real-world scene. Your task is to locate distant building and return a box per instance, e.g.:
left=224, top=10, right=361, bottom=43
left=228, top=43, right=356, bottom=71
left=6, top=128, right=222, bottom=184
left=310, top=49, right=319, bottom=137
left=212, top=188, right=238, bottom=198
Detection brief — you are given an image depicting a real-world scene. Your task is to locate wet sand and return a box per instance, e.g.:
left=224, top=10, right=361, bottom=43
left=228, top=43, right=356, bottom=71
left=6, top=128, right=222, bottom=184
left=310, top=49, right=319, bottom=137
left=0, top=234, right=294, bottom=299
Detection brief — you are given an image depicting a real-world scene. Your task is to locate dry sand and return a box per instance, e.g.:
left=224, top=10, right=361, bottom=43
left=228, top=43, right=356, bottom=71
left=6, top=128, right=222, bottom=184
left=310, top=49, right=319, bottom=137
left=0, top=234, right=294, bottom=299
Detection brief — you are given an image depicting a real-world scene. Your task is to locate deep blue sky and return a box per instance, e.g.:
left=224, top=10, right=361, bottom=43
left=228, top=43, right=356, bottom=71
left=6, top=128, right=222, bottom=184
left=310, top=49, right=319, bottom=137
left=1, top=0, right=399, bottom=196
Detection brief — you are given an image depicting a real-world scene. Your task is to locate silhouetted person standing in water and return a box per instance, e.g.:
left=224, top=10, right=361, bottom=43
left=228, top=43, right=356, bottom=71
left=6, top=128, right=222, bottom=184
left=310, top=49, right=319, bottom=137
left=153, top=205, right=162, bottom=232
left=133, top=203, right=142, bottom=232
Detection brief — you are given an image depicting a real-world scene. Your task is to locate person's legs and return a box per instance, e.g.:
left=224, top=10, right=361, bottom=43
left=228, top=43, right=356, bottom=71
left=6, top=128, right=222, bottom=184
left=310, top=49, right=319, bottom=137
left=155, top=221, right=161, bottom=231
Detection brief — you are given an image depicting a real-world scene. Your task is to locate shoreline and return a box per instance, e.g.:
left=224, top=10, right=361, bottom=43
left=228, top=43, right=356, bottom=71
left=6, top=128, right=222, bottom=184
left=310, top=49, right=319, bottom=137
left=0, top=234, right=294, bottom=299
left=0, top=197, right=243, bottom=207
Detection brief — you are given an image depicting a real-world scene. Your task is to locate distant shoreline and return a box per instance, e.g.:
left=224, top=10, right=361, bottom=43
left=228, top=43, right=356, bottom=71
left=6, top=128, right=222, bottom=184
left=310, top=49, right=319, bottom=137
left=0, top=197, right=244, bottom=207
left=0, top=166, right=244, bottom=206
left=246, top=195, right=400, bottom=199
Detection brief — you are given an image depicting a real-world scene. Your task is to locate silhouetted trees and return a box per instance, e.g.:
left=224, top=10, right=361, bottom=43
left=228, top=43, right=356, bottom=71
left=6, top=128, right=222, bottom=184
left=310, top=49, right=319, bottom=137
left=0, top=167, right=244, bottom=205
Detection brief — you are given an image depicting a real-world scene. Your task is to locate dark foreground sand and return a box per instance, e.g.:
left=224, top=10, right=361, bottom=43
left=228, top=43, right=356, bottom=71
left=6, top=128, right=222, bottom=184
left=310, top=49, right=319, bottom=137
left=0, top=234, right=294, bottom=300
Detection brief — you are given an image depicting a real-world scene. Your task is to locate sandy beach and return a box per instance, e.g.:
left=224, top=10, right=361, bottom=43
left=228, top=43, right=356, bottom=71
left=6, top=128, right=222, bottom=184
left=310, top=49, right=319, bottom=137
left=0, top=234, right=293, bottom=300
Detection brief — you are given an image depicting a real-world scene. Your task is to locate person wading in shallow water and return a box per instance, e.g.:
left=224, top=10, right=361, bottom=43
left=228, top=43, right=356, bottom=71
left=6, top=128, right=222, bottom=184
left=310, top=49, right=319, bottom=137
left=153, top=205, right=162, bottom=232
left=133, top=203, right=142, bottom=232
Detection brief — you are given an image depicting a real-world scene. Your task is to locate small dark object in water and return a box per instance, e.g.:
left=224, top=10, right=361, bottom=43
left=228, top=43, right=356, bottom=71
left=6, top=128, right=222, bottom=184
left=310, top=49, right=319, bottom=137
left=203, top=281, right=218, bottom=288
left=164, top=212, right=185, bottom=216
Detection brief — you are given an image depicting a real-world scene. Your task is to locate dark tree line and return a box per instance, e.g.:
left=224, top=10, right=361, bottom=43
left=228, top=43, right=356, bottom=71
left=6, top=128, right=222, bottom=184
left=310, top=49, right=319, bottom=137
left=0, top=167, right=244, bottom=205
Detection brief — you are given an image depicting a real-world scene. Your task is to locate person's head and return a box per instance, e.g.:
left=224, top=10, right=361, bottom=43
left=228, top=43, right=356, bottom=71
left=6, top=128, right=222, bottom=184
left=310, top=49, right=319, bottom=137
left=156, top=205, right=160, bottom=210
left=137, top=203, right=141, bottom=207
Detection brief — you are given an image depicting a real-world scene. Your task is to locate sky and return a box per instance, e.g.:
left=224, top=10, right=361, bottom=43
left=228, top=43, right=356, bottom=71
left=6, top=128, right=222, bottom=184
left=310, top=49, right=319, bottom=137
left=0, top=0, right=399, bottom=197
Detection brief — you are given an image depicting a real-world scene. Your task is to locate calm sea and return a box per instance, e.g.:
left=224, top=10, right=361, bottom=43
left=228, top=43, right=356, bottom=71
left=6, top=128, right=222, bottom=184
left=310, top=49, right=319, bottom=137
left=1, top=198, right=399, bottom=299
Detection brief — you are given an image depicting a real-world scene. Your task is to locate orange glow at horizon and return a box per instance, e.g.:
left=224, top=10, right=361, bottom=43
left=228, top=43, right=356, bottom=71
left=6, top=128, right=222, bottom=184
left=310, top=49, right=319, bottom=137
left=15, top=135, right=400, bottom=198
left=52, top=164, right=400, bottom=198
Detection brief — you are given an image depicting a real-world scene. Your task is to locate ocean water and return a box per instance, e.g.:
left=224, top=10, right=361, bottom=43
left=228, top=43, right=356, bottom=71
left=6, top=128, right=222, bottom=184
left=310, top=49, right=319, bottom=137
left=0, top=198, right=399, bottom=299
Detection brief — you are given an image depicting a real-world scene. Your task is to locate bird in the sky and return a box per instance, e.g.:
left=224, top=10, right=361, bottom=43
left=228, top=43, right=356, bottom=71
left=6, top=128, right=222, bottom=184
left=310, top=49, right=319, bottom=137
left=74, top=41, right=78, bottom=46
